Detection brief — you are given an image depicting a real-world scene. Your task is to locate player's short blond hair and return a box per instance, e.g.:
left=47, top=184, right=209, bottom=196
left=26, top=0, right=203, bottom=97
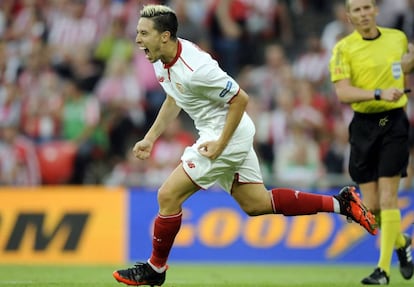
left=139, top=4, right=178, bottom=39
left=140, top=4, right=174, bottom=18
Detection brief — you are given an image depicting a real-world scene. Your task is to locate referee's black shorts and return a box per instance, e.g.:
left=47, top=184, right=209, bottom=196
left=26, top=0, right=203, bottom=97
left=349, top=107, right=409, bottom=184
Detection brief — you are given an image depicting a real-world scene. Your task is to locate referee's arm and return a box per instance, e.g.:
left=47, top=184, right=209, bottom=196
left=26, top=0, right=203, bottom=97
left=334, top=79, right=405, bottom=103
left=402, top=43, right=414, bottom=74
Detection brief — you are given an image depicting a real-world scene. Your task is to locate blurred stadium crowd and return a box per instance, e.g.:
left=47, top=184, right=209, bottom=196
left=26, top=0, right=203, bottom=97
left=1, top=0, right=414, bottom=190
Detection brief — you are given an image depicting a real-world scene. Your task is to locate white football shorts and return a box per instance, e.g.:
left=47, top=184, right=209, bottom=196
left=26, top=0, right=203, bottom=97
left=181, top=135, right=263, bottom=193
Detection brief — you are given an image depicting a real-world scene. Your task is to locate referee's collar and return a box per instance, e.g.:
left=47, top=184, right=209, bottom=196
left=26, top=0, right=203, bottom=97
left=361, top=28, right=381, bottom=41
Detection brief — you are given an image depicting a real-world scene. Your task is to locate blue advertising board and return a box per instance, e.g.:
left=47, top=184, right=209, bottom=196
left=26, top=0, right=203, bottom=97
left=128, top=188, right=414, bottom=264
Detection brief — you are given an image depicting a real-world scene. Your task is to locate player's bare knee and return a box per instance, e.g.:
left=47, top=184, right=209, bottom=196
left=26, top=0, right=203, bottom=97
left=157, top=189, right=179, bottom=209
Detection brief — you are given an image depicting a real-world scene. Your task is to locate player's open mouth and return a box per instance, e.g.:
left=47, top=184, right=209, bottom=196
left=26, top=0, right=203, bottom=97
left=139, top=47, right=150, bottom=55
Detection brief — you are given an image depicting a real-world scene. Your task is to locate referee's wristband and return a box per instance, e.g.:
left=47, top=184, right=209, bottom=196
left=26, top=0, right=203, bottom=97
left=374, top=89, right=381, bottom=100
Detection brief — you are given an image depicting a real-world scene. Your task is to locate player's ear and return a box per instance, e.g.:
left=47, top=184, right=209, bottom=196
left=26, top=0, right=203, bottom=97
left=161, top=31, right=171, bottom=43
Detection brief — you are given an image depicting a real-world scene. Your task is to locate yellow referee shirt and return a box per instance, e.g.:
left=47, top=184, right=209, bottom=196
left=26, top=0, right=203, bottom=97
left=330, top=27, right=408, bottom=113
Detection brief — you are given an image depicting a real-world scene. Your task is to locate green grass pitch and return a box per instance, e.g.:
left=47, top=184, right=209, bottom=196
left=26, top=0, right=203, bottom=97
left=0, top=264, right=411, bottom=286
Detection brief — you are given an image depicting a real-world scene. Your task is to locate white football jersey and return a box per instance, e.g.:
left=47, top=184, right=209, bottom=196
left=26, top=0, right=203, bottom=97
left=153, top=39, right=255, bottom=141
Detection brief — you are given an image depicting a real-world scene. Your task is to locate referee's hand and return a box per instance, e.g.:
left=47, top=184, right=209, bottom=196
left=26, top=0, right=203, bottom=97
left=380, top=88, right=405, bottom=102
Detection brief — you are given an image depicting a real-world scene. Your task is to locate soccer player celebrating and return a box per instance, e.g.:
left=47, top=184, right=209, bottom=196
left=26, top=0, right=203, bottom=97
left=330, top=0, right=414, bottom=284
left=113, top=4, right=377, bottom=286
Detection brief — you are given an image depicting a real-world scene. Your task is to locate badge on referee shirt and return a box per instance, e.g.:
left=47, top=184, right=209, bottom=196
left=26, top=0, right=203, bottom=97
left=392, top=62, right=402, bottom=79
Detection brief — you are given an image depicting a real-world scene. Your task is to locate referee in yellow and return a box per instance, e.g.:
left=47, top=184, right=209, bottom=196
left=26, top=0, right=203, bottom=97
left=330, top=0, right=413, bottom=284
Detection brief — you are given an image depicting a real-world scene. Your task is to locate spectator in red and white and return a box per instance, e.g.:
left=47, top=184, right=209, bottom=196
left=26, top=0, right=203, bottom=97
left=47, top=0, right=97, bottom=69
left=0, top=138, right=16, bottom=185
left=0, top=32, right=23, bottom=84
left=292, top=33, right=330, bottom=87
left=168, top=0, right=210, bottom=51
left=254, top=86, right=296, bottom=182
left=291, top=79, right=328, bottom=139
left=0, top=2, right=9, bottom=39
left=273, top=118, right=323, bottom=189
left=16, top=42, right=63, bottom=143
left=17, top=42, right=47, bottom=97
left=95, top=57, right=146, bottom=160
left=267, top=87, right=297, bottom=148
left=0, top=81, right=22, bottom=129
left=243, top=0, right=293, bottom=64
left=320, top=2, right=353, bottom=55
left=21, top=72, right=63, bottom=143
left=0, top=121, right=41, bottom=186
left=83, top=0, right=115, bottom=41
left=238, top=42, right=291, bottom=112
left=205, top=0, right=249, bottom=76
left=0, top=42, right=5, bottom=84
left=9, top=0, right=48, bottom=47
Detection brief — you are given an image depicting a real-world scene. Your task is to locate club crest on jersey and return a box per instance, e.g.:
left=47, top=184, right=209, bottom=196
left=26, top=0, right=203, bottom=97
left=186, top=160, right=196, bottom=169
left=392, top=62, right=402, bottom=79
left=176, top=83, right=185, bottom=93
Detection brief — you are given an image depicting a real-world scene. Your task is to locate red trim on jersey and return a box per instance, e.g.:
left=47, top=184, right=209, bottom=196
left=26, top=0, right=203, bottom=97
left=179, top=56, right=194, bottom=72
left=164, top=40, right=182, bottom=69
left=227, top=87, right=241, bottom=104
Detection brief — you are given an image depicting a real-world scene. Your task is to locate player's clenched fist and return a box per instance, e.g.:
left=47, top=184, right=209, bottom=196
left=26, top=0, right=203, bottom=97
left=133, top=139, right=153, bottom=160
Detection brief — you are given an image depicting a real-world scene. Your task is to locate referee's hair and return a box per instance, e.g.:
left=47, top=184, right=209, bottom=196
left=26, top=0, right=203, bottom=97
left=140, top=5, right=178, bottom=40
left=345, top=0, right=377, bottom=12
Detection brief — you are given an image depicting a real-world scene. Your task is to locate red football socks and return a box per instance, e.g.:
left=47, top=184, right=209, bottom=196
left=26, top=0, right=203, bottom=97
left=149, top=212, right=182, bottom=269
left=271, top=188, right=334, bottom=215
